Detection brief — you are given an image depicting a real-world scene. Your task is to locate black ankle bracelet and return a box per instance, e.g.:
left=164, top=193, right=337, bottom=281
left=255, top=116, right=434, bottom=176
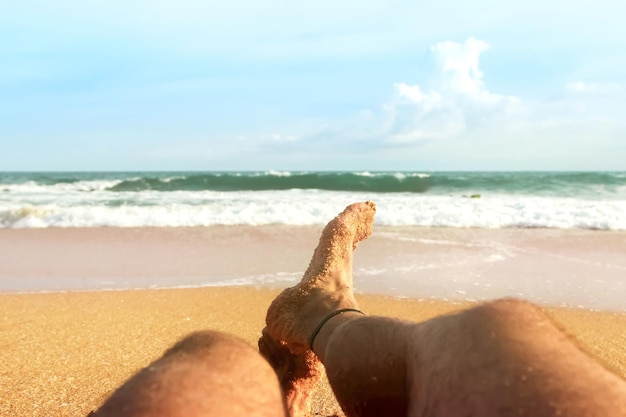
left=308, top=308, right=365, bottom=352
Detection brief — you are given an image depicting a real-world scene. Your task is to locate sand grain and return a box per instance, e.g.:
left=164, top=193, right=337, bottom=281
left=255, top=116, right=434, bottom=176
left=1, top=287, right=624, bottom=417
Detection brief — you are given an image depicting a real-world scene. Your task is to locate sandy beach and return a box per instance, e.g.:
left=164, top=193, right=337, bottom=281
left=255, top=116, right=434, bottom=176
left=1, top=226, right=625, bottom=416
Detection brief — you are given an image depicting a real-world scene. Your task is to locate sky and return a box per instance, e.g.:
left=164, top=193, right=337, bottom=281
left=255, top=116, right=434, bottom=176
left=1, top=1, right=626, bottom=171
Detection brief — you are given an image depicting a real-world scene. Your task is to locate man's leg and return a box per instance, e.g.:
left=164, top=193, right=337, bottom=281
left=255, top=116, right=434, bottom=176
left=321, top=299, right=626, bottom=417
left=261, top=201, right=626, bottom=417
left=92, top=330, right=288, bottom=417
left=260, top=201, right=376, bottom=416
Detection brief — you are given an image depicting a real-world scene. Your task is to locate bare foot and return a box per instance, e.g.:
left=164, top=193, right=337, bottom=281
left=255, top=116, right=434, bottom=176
left=265, top=201, right=376, bottom=353
left=258, top=328, right=322, bottom=417
left=258, top=201, right=376, bottom=416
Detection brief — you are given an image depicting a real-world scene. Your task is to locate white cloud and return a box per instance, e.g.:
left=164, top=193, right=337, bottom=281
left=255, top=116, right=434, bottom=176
left=279, top=37, right=626, bottom=170
left=566, top=81, right=596, bottom=93
left=267, top=133, right=300, bottom=143
left=430, top=38, right=489, bottom=95
left=381, top=38, right=521, bottom=144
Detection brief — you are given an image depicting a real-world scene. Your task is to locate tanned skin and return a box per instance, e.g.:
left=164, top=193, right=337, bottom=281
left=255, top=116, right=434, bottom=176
left=261, top=201, right=626, bottom=417
left=91, top=331, right=288, bottom=417
left=91, top=202, right=626, bottom=417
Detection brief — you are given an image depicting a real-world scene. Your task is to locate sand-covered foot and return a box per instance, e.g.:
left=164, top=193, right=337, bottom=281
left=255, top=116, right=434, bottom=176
left=259, top=201, right=375, bottom=417
left=258, top=328, right=322, bottom=417
left=264, top=201, right=376, bottom=353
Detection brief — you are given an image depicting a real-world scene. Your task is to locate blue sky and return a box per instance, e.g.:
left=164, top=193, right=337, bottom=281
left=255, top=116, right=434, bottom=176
left=1, top=1, right=625, bottom=171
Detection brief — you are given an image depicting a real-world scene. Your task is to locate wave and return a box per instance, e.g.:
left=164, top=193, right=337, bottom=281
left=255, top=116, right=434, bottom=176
left=105, top=172, right=434, bottom=193
left=1, top=171, right=625, bottom=229
left=2, top=193, right=625, bottom=230
left=3, top=171, right=625, bottom=197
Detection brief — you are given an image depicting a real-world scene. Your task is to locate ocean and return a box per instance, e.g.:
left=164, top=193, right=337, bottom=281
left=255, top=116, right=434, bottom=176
left=1, top=171, right=625, bottom=230
left=2, top=171, right=625, bottom=309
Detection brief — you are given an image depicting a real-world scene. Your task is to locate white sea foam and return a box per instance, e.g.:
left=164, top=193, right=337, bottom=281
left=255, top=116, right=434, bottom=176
left=265, top=170, right=292, bottom=177
left=0, top=171, right=626, bottom=230
left=1, top=182, right=625, bottom=229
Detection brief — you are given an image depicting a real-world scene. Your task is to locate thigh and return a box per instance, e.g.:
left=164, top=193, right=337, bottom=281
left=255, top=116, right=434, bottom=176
left=406, top=299, right=626, bottom=417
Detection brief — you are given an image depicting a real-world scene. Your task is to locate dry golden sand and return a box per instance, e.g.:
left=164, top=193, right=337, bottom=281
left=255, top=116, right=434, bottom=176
left=1, top=287, right=625, bottom=417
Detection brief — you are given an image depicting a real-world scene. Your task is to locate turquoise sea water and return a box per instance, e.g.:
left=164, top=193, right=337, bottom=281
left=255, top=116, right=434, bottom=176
left=2, top=171, right=625, bottom=308
left=1, top=171, right=625, bottom=229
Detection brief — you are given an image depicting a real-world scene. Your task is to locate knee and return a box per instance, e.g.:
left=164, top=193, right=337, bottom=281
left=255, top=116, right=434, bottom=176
left=162, top=330, right=251, bottom=358
left=93, top=330, right=288, bottom=417
left=483, top=297, right=538, bottom=310
left=471, top=298, right=548, bottom=333
left=481, top=298, right=542, bottom=317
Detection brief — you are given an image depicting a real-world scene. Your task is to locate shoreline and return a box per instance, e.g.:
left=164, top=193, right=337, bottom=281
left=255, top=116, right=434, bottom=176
left=1, top=224, right=625, bottom=415
left=1, top=225, right=625, bottom=310
left=1, top=286, right=625, bottom=417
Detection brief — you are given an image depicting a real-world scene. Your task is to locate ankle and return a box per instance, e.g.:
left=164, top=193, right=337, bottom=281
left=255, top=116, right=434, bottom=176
left=310, top=310, right=365, bottom=362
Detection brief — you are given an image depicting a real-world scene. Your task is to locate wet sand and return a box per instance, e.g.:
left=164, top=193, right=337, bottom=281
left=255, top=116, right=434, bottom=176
left=1, top=226, right=625, bottom=416
left=1, top=226, right=625, bottom=309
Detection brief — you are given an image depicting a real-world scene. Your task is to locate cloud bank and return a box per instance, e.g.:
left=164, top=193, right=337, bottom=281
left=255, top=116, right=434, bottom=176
left=277, top=36, right=624, bottom=170
left=383, top=37, right=521, bottom=144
